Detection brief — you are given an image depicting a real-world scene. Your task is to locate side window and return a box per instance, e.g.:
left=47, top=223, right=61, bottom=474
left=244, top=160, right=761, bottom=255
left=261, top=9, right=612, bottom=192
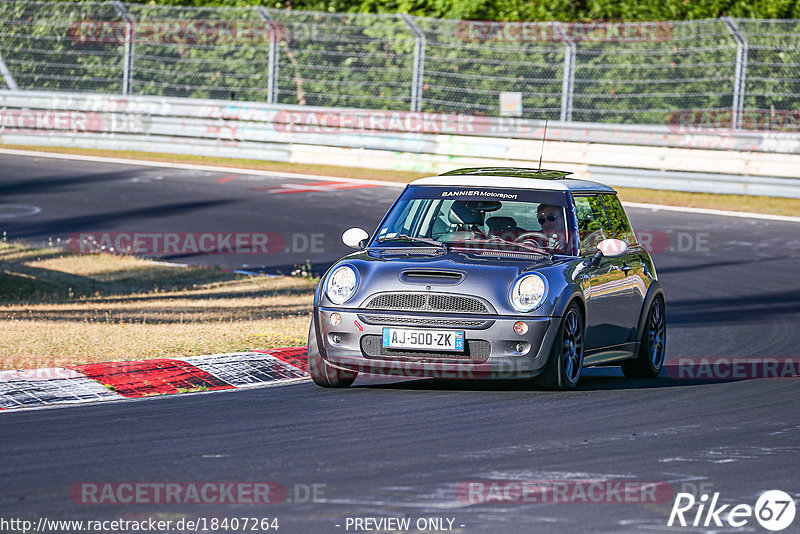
left=599, top=194, right=637, bottom=246
left=573, top=195, right=611, bottom=254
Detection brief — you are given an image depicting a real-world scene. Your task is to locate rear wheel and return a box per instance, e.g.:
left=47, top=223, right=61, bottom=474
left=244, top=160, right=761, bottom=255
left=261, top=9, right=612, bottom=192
left=307, top=318, right=358, bottom=388
left=621, top=296, right=666, bottom=379
left=534, top=302, right=584, bottom=390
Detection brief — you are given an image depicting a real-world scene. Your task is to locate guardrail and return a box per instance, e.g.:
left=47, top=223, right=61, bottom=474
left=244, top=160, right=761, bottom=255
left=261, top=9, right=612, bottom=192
left=2, top=90, right=800, bottom=198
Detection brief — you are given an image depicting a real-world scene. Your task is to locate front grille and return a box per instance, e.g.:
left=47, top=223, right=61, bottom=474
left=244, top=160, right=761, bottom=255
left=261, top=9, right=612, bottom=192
left=364, top=293, right=490, bottom=314
left=360, top=315, right=489, bottom=328
left=360, top=335, right=490, bottom=363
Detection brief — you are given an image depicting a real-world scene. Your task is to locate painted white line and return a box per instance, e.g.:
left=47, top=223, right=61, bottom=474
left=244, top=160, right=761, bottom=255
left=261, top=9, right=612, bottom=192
left=2, top=147, right=797, bottom=223
left=0, top=204, right=41, bottom=219
left=623, top=201, right=800, bottom=224
left=0, top=148, right=405, bottom=188
left=147, top=260, right=189, bottom=268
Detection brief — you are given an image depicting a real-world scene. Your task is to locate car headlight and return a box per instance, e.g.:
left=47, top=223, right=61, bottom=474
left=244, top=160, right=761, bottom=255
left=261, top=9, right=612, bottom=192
left=510, top=273, right=548, bottom=312
left=326, top=265, right=358, bottom=305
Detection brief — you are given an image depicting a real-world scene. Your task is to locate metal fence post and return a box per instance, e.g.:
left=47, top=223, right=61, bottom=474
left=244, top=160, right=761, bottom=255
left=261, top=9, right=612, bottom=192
left=256, top=7, right=279, bottom=104
left=555, top=23, right=575, bottom=122
left=111, top=0, right=134, bottom=95
left=0, top=51, right=18, bottom=90
left=400, top=13, right=425, bottom=113
left=723, top=17, right=748, bottom=130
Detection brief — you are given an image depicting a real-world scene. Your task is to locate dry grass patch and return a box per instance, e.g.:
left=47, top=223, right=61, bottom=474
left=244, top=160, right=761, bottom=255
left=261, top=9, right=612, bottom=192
left=0, top=242, right=315, bottom=370
left=615, top=187, right=800, bottom=218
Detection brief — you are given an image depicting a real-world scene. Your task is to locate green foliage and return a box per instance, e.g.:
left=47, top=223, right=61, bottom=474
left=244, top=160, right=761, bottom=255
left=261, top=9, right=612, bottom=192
left=75, top=0, right=800, bottom=21
left=19, top=0, right=800, bottom=21
left=1, top=1, right=798, bottom=126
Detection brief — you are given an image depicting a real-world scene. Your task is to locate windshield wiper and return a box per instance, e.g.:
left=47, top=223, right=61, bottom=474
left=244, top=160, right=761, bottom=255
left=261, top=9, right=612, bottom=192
left=376, top=234, right=448, bottom=250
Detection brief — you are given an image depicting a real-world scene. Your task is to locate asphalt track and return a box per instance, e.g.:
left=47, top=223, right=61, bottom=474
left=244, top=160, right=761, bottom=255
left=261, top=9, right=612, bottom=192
left=1, top=152, right=800, bottom=533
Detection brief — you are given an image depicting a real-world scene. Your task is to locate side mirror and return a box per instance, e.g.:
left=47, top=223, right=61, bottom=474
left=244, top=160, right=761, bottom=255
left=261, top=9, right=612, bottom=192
left=590, top=238, right=628, bottom=266
left=342, top=227, right=369, bottom=249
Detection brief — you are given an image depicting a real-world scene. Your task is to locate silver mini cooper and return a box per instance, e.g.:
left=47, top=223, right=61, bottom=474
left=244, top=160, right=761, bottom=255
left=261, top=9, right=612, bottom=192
left=308, top=167, right=666, bottom=390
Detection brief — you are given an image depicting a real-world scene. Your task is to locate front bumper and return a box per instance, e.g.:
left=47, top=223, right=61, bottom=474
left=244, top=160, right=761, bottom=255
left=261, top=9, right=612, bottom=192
left=314, top=307, right=560, bottom=379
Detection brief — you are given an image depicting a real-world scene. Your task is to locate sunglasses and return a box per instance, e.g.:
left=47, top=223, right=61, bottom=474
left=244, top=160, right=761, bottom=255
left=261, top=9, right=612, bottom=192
left=538, top=214, right=557, bottom=225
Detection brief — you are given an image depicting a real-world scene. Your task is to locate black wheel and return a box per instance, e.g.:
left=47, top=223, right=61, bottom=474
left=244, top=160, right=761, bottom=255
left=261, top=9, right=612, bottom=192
left=622, top=296, right=666, bottom=379
left=534, top=302, right=584, bottom=390
left=307, top=318, right=357, bottom=388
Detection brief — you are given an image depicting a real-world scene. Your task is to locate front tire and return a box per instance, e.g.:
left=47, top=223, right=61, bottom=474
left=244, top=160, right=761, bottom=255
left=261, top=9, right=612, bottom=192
left=621, top=296, right=666, bottom=379
left=307, top=317, right=358, bottom=388
left=534, top=302, right=585, bottom=391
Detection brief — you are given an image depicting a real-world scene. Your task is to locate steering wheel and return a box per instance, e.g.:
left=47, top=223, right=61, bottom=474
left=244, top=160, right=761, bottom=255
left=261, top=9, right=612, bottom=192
left=514, top=231, right=550, bottom=246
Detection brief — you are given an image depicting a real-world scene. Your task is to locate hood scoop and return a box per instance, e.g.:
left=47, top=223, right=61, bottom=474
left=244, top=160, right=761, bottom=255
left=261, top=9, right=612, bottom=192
left=400, top=269, right=464, bottom=285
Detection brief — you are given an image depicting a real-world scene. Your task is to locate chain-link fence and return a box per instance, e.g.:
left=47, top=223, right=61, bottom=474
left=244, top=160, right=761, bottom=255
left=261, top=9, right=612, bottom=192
left=0, top=0, right=798, bottom=127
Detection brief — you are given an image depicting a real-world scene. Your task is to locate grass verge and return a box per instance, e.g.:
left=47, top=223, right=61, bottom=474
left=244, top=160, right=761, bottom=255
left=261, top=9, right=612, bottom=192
left=2, top=144, right=799, bottom=217
left=0, top=241, right=315, bottom=370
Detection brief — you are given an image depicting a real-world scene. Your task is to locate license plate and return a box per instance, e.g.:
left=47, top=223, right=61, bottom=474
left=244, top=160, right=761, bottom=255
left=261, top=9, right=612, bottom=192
left=382, top=328, right=464, bottom=352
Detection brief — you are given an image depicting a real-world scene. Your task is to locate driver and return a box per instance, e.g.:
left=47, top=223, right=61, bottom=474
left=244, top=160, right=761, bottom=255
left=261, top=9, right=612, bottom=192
left=536, top=204, right=568, bottom=251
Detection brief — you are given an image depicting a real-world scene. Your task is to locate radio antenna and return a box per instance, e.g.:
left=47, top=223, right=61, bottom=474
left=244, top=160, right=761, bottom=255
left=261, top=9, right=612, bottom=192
left=537, top=119, right=548, bottom=174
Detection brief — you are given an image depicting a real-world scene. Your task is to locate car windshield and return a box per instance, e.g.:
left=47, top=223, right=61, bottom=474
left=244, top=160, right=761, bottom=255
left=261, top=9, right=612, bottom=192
left=372, top=186, right=574, bottom=255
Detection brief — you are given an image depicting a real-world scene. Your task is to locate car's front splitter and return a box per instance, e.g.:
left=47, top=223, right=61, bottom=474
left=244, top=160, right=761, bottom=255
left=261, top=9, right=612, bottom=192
left=315, top=307, right=560, bottom=379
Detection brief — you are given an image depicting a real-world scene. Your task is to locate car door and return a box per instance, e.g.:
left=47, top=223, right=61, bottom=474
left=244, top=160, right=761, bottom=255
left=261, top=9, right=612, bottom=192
left=573, top=194, right=632, bottom=351
left=599, top=193, right=648, bottom=340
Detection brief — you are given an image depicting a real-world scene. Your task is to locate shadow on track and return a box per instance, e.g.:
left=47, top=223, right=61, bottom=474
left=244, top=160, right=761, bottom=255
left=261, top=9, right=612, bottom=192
left=0, top=169, right=142, bottom=197
left=667, top=288, right=800, bottom=326
left=351, top=370, right=728, bottom=393
left=5, top=199, right=242, bottom=238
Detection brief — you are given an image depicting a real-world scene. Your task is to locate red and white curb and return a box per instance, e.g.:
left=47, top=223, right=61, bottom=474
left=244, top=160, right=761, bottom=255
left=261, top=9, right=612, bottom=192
left=0, top=347, right=309, bottom=412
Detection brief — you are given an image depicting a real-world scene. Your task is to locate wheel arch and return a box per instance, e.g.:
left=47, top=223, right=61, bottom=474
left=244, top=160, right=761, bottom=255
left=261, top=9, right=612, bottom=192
left=309, top=309, right=328, bottom=359
left=636, top=281, right=665, bottom=346
left=551, top=284, right=586, bottom=321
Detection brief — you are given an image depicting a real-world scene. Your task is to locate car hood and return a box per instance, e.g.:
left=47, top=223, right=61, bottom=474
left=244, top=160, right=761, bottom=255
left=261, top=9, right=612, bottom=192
left=321, top=248, right=573, bottom=316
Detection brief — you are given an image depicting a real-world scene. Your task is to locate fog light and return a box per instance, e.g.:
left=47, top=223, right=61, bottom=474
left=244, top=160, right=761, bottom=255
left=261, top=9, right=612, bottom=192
left=332, top=334, right=342, bottom=344
left=513, top=321, right=528, bottom=335
left=330, top=312, right=342, bottom=326
left=516, top=343, right=525, bottom=353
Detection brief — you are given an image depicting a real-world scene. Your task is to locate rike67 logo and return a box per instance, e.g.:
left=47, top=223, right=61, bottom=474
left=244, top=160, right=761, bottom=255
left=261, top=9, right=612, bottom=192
left=668, top=490, right=796, bottom=531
